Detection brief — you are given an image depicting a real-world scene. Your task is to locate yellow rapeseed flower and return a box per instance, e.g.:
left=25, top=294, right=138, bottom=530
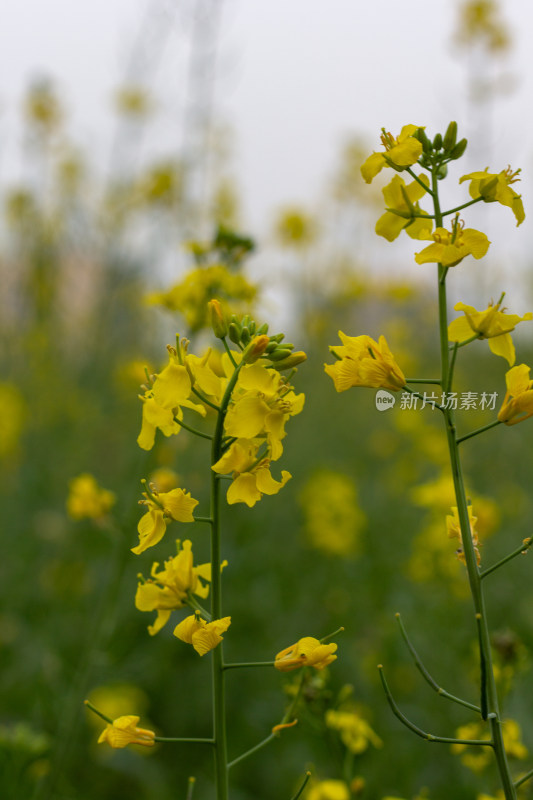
left=97, top=715, right=155, bottom=749
left=361, top=125, right=423, bottom=184
left=274, top=637, right=337, bottom=672
left=376, top=174, right=432, bottom=242
left=132, top=487, right=198, bottom=555
left=415, top=223, right=490, bottom=267
left=211, top=439, right=291, bottom=507
left=460, top=167, right=525, bottom=226
left=448, top=298, right=532, bottom=366
left=66, top=474, right=115, bottom=521
left=173, top=614, right=231, bottom=655
left=446, top=505, right=481, bottom=566
left=498, top=364, right=533, bottom=425
left=325, top=333, right=406, bottom=392
left=135, top=540, right=212, bottom=635
left=307, top=780, right=351, bottom=800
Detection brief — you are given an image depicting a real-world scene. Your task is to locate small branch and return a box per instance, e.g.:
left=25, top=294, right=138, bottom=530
left=192, top=386, right=221, bottom=412
left=514, top=767, right=533, bottom=789
left=223, top=338, right=239, bottom=367
left=441, top=196, right=483, bottom=217
left=175, top=418, right=213, bottom=441
left=156, top=736, right=215, bottom=744
left=377, top=666, right=492, bottom=746
left=405, top=378, right=442, bottom=385
left=402, top=385, right=445, bottom=413
left=395, top=614, right=480, bottom=713
left=406, top=166, right=434, bottom=196
left=291, top=772, right=312, bottom=800
left=445, top=342, right=459, bottom=396
left=228, top=732, right=276, bottom=768
left=480, top=537, right=533, bottom=580
left=456, top=420, right=502, bottom=445
left=193, top=516, right=213, bottom=524
left=223, top=661, right=275, bottom=670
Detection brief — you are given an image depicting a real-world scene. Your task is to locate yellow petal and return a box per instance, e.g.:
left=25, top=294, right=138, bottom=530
left=488, top=334, right=515, bottom=366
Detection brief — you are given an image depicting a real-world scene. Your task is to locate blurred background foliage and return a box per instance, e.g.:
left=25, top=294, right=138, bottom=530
left=2, top=2, right=533, bottom=799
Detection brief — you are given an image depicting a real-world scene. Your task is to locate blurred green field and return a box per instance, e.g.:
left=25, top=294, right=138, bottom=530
left=2, top=77, right=533, bottom=800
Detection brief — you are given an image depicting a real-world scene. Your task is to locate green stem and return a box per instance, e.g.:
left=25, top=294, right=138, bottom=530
left=223, top=661, right=275, bottom=670
left=210, top=362, right=243, bottom=800
left=441, top=196, right=484, bottom=217
left=514, top=767, right=533, bottom=789
left=395, top=614, right=480, bottom=713
left=192, top=386, right=221, bottom=412
left=480, top=537, right=533, bottom=580
left=175, top=418, right=213, bottom=440
left=378, top=666, right=491, bottom=746
left=405, top=378, right=442, bottom=385
left=432, top=169, right=517, bottom=799
left=290, top=772, right=312, bottom=800
left=456, top=420, right=502, bottom=445
left=227, top=732, right=276, bottom=769
left=222, top=338, right=239, bottom=367
left=406, top=166, right=434, bottom=196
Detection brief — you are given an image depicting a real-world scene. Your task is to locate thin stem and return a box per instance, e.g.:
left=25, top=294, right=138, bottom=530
left=514, top=767, right=533, bottom=789
left=441, top=196, right=484, bottom=217
left=395, top=614, right=480, bottom=713
left=175, top=417, right=213, bottom=440
left=406, top=166, right=434, bottom=196
left=456, top=420, right=502, bottom=445
left=210, top=361, right=243, bottom=800
left=480, top=537, right=533, bottom=580
left=193, top=516, right=214, bottom=524
left=228, top=732, right=276, bottom=769
left=222, top=337, right=238, bottom=367
left=402, top=385, right=445, bottom=413
left=290, top=772, right=312, bottom=800
left=223, top=661, right=275, bottom=670
left=445, top=342, right=459, bottom=396
left=192, top=386, right=221, bottom=412
left=378, top=666, right=491, bottom=746
left=450, top=334, right=479, bottom=349
left=405, top=378, right=442, bottom=385
left=156, top=736, right=215, bottom=744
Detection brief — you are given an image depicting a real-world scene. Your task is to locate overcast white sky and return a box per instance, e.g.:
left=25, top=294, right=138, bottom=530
left=1, top=0, right=531, bottom=291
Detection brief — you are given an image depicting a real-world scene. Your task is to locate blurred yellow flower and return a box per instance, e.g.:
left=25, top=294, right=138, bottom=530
left=415, top=224, right=490, bottom=267
left=66, top=474, right=115, bottom=521
left=361, top=125, right=423, bottom=184
left=325, top=333, right=406, bottom=392
left=274, top=637, right=337, bottom=672
left=448, top=299, right=532, bottom=366
left=212, top=439, right=291, bottom=507
left=97, top=715, right=155, bottom=749
left=460, top=167, right=524, bottom=226
left=307, top=780, right=351, bottom=800
left=498, top=364, right=533, bottom=425
left=0, top=382, right=26, bottom=457
left=376, top=174, right=432, bottom=242
left=446, top=505, right=481, bottom=566
left=135, top=540, right=213, bottom=635
left=452, top=719, right=527, bottom=772
left=132, top=487, right=198, bottom=555
left=325, top=708, right=382, bottom=753
left=299, top=470, right=365, bottom=556
left=173, top=614, right=231, bottom=655
left=274, top=207, right=318, bottom=248
left=148, top=467, right=180, bottom=493
left=148, top=265, right=256, bottom=332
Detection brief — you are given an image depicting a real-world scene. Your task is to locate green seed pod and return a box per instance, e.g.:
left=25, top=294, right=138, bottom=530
left=433, top=132, right=442, bottom=150
left=450, top=138, right=468, bottom=160
left=228, top=322, right=241, bottom=344
left=443, top=121, right=458, bottom=151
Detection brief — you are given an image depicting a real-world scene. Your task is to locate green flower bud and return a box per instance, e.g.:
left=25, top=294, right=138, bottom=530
left=450, top=138, right=468, bottom=160
left=228, top=322, right=241, bottom=344
left=433, top=132, right=442, bottom=150
left=270, top=351, right=307, bottom=370
left=268, top=347, right=294, bottom=362
left=443, top=121, right=458, bottom=151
